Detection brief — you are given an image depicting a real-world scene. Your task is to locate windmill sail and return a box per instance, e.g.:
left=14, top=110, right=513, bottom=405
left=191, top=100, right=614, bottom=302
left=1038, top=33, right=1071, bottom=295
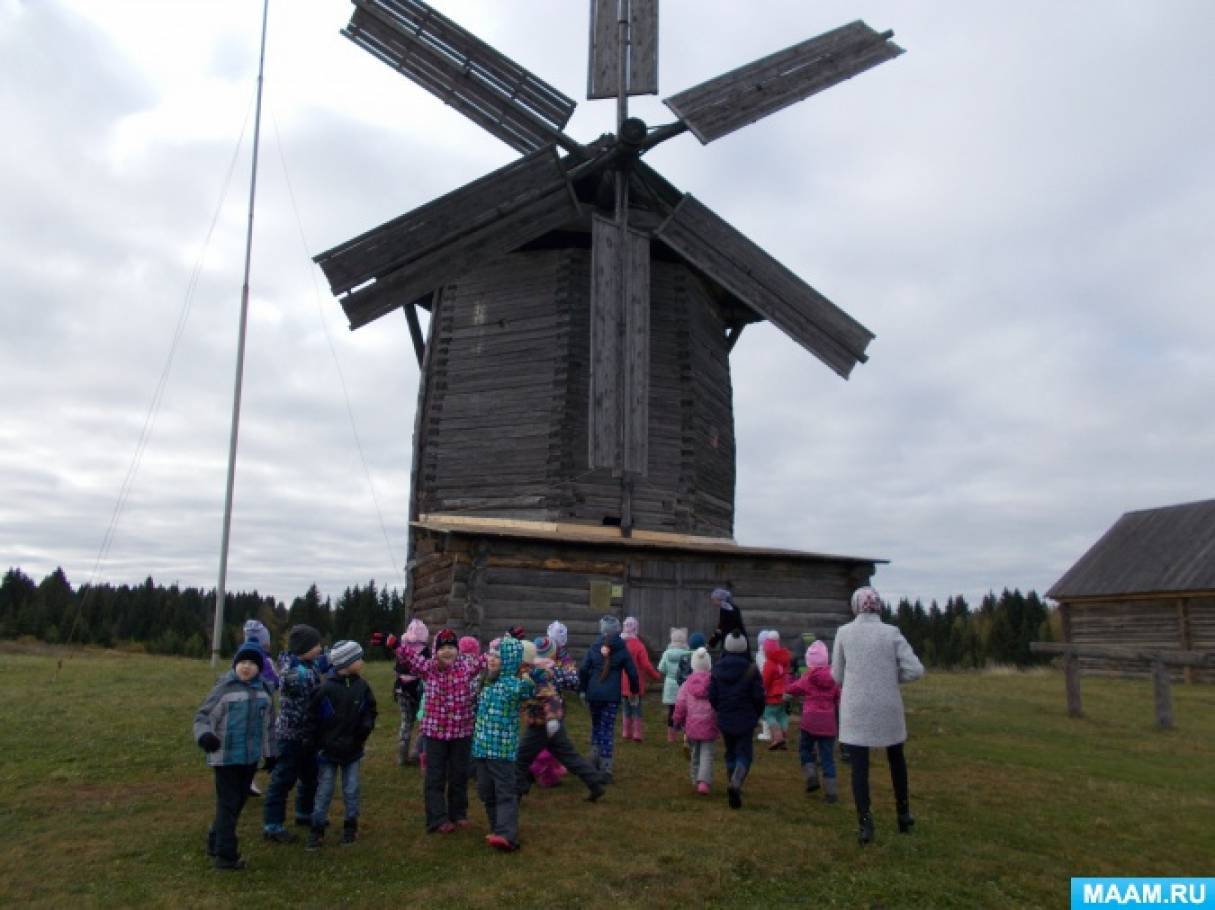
left=587, top=0, right=659, bottom=99
left=345, top=0, right=577, bottom=153
left=663, top=20, right=902, bottom=145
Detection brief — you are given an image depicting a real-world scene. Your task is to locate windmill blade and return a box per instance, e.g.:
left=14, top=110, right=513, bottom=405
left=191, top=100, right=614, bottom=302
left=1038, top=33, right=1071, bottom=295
left=589, top=214, right=650, bottom=475
left=587, top=0, right=659, bottom=99
left=663, top=20, right=902, bottom=145
left=655, top=195, right=873, bottom=377
left=345, top=0, right=578, bottom=154
left=315, top=148, right=581, bottom=329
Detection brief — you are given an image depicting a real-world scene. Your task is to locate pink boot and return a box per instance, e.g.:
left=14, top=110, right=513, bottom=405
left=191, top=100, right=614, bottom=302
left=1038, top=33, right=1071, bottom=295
left=697, top=781, right=710, bottom=795
left=633, top=719, right=644, bottom=742
left=621, top=717, right=632, bottom=740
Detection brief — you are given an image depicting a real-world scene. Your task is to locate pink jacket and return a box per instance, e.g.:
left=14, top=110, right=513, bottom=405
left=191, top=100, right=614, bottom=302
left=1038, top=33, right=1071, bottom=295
left=394, top=644, right=487, bottom=741
left=672, top=671, right=719, bottom=741
left=785, top=666, right=841, bottom=737
left=621, top=637, right=662, bottom=696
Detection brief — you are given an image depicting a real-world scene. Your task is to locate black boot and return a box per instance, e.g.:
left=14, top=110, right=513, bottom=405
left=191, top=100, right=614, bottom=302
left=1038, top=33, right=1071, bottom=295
left=896, top=801, right=915, bottom=834
left=205, top=829, right=217, bottom=858
left=857, top=811, right=875, bottom=845
left=305, top=824, right=325, bottom=851
left=341, top=819, right=358, bottom=846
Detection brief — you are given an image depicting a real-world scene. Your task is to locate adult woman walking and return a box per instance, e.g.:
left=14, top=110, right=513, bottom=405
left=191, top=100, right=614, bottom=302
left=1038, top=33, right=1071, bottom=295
left=832, top=585, right=924, bottom=845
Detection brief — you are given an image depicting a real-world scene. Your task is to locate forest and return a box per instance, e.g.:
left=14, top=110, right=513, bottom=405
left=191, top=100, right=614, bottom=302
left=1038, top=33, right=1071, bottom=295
left=0, top=566, right=1055, bottom=667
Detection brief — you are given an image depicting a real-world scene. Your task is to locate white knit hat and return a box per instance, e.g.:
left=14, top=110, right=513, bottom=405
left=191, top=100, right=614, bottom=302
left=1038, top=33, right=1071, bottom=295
left=724, top=630, right=748, bottom=653
left=690, top=646, right=711, bottom=672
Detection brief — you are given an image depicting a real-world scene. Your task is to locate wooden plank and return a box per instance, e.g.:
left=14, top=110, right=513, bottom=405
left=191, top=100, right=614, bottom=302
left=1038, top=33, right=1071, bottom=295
left=345, top=0, right=575, bottom=154
left=588, top=0, right=658, bottom=99
left=656, top=195, right=873, bottom=378
left=1152, top=659, right=1174, bottom=729
left=589, top=213, right=624, bottom=469
left=662, top=21, right=902, bottom=144
left=1029, top=642, right=1215, bottom=668
left=623, top=223, right=650, bottom=474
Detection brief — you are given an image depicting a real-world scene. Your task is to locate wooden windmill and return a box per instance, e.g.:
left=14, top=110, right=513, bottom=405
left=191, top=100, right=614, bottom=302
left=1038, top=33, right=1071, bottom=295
left=315, top=0, right=899, bottom=642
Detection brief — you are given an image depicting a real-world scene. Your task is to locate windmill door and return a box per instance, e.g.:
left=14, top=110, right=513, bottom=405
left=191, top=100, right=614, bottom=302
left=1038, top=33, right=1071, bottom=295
left=625, top=558, right=720, bottom=654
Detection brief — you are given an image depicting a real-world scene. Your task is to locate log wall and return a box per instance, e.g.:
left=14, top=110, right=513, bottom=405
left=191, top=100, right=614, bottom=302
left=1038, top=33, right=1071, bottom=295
left=1065, top=596, right=1215, bottom=682
left=409, top=527, right=876, bottom=659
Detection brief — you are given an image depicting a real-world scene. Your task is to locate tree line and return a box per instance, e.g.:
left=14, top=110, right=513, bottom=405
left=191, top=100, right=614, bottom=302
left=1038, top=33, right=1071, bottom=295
left=1, top=566, right=1056, bottom=669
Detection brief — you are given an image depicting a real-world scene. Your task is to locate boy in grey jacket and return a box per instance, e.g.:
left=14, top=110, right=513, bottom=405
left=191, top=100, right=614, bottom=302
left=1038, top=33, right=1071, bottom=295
left=193, top=639, right=278, bottom=870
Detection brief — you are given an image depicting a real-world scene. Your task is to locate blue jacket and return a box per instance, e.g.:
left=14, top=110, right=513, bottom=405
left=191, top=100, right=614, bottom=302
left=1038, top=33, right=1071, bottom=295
left=311, top=670, right=377, bottom=765
left=708, top=652, right=765, bottom=736
left=193, top=671, right=277, bottom=767
left=579, top=633, right=639, bottom=704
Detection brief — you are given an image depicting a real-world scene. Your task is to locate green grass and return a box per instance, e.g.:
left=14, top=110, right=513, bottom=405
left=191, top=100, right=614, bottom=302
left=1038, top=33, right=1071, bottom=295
left=1, top=643, right=1212, bottom=909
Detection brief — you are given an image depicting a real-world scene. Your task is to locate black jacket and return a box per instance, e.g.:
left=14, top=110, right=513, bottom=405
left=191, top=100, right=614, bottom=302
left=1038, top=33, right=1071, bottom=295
left=708, top=599, right=747, bottom=648
left=311, top=671, right=377, bottom=764
left=709, top=652, right=765, bottom=736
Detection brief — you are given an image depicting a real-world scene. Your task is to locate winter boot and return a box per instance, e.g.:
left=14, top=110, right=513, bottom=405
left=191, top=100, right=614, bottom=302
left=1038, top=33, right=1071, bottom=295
left=768, top=726, right=786, bottom=751
left=857, top=812, right=875, bottom=846
left=896, top=800, right=915, bottom=834
left=801, top=762, right=821, bottom=793
left=205, top=829, right=217, bottom=858
left=341, top=818, right=358, bottom=846
left=599, top=756, right=614, bottom=785
left=213, top=854, right=246, bottom=871
left=263, top=827, right=298, bottom=844
left=757, top=719, right=771, bottom=742
left=727, top=764, right=747, bottom=809
left=823, top=775, right=839, bottom=804
left=305, top=825, right=325, bottom=851
left=632, top=719, right=644, bottom=742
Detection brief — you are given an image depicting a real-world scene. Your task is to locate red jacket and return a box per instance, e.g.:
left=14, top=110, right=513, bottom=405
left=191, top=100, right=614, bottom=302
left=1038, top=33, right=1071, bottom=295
left=761, top=645, right=790, bottom=705
left=621, top=637, right=661, bottom=696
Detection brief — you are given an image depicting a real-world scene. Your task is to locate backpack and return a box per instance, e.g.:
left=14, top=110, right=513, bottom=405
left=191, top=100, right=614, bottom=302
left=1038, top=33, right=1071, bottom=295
left=676, top=652, right=694, bottom=686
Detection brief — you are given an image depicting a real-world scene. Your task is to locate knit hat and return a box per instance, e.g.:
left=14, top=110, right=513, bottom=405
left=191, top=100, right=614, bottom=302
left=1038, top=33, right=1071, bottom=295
left=756, top=629, right=778, bottom=651
left=622, top=616, right=639, bottom=639
left=806, top=640, right=829, bottom=668
left=599, top=614, right=622, bottom=636
left=403, top=618, right=429, bottom=644
left=488, top=637, right=502, bottom=655
left=458, top=636, right=480, bottom=657
left=233, top=638, right=264, bottom=668
left=688, top=632, right=706, bottom=650
left=669, top=627, right=688, bottom=649
left=521, top=640, right=537, bottom=664
left=711, top=587, right=732, bottom=604
left=508, top=625, right=527, bottom=641
left=801, top=631, right=817, bottom=647
left=287, top=624, right=321, bottom=656
left=724, top=630, right=748, bottom=653
left=851, top=586, right=883, bottom=615
left=547, top=620, right=568, bottom=649
left=434, top=628, right=458, bottom=650
left=243, top=619, right=271, bottom=649
left=329, top=640, right=364, bottom=670
left=690, top=646, right=711, bottom=673
left=534, top=635, right=557, bottom=660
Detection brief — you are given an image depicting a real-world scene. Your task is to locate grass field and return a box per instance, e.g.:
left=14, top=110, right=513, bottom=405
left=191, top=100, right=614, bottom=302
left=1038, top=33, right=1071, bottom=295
left=1, top=643, right=1212, bottom=909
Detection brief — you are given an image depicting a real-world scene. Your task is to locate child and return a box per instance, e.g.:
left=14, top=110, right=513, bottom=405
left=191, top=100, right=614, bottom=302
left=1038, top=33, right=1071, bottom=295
left=657, top=627, right=690, bottom=743
left=709, top=630, right=765, bottom=809
left=619, top=616, right=662, bottom=742
left=515, top=635, right=604, bottom=800
left=579, top=615, right=640, bottom=783
left=785, top=639, right=841, bottom=803
left=306, top=640, right=377, bottom=849
left=387, top=619, right=429, bottom=766
left=378, top=626, right=487, bottom=832
left=761, top=635, right=791, bottom=751
left=262, top=624, right=327, bottom=843
left=472, top=636, right=535, bottom=851
left=546, top=620, right=571, bottom=665
left=754, top=629, right=778, bottom=741
left=672, top=647, right=717, bottom=794
left=241, top=619, right=279, bottom=797
left=193, top=638, right=277, bottom=870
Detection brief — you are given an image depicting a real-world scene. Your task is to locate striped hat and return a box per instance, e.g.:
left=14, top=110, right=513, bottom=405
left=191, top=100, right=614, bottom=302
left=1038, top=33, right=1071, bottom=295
left=534, top=636, right=557, bottom=660
left=329, top=640, right=364, bottom=670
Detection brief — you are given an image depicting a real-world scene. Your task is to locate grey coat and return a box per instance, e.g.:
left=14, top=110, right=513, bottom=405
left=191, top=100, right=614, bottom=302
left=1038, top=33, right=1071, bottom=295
left=831, top=613, right=924, bottom=748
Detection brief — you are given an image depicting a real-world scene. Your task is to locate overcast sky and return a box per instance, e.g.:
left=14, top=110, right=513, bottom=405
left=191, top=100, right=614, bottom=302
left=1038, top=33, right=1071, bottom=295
left=2, top=0, right=1212, bottom=610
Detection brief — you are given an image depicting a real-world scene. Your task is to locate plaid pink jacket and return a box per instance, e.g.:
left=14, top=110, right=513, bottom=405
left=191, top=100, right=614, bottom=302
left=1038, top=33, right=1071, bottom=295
left=394, top=644, right=487, bottom=740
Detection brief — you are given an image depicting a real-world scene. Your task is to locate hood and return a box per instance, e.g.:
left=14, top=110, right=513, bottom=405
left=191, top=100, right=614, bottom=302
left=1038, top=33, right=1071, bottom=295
left=808, top=666, right=836, bottom=689
left=684, top=671, right=711, bottom=697
left=764, top=643, right=790, bottom=668
left=498, top=635, right=523, bottom=677
left=403, top=618, right=429, bottom=644
left=713, top=651, right=753, bottom=684
left=547, top=620, right=568, bottom=649
left=243, top=619, right=271, bottom=649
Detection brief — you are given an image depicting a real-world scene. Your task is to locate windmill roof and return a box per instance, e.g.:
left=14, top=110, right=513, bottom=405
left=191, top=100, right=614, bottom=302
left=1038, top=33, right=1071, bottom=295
left=1047, top=498, right=1215, bottom=600
left=412, top=515, right=885, bottom=565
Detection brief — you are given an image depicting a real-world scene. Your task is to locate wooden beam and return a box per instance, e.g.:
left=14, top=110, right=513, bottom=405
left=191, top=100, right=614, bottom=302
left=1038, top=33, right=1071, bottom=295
left=1152, top=659, right=1174, bottom=729
left=1030, top=641, right=1215, bottom=668
left=403, top=299, right=426, bottom=368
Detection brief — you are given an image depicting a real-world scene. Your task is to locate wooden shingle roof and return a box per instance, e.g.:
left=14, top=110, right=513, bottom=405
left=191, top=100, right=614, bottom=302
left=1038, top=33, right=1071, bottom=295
left=1047, top=498, right=1215, bottom=600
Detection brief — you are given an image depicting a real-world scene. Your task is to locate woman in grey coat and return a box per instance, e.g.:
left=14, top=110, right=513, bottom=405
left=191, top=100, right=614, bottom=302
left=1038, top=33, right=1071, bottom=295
left=832, top=585, right=924, bottom=845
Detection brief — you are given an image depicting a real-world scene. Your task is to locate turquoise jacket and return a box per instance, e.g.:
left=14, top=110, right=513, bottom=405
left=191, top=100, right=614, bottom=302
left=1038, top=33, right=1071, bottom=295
left=657, top=645, right=691, bottom=704
left=193, top=671, right=277, bottom=768
left=472, top=637, right=535, bottom=760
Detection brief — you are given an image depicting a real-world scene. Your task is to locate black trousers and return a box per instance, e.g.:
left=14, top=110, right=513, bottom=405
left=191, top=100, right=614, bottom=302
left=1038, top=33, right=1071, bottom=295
left=514, top=722, right=600, bottom=795
left=844, top=742, right=908, bottom=815
left=210, top=764, right=258, bottom=861
left=423, top=736, right=471, bottom=830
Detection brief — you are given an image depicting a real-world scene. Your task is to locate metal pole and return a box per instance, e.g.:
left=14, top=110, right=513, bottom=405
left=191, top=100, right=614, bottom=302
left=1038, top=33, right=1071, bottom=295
left=212, top=0, right=270, bottom=667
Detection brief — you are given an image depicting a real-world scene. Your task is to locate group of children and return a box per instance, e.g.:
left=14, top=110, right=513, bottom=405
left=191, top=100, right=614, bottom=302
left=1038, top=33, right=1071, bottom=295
left=193, top=613, right=845, bottom=869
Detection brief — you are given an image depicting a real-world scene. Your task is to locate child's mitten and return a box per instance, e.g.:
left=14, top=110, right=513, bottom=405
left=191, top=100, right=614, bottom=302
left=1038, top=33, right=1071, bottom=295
left=546, top=719, right=560, bottom=736
left=198, top=732, right=221, bottom=753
